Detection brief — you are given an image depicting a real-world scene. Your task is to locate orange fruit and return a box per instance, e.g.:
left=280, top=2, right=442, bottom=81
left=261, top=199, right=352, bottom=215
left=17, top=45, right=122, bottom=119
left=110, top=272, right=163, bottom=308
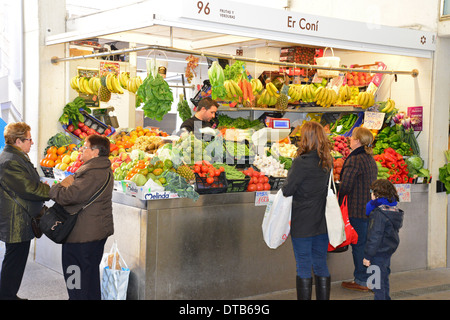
left=57, top=146, right=66, bottom=155
left=47, top=146, right=57, bottom=154
left=49, top=153, right=58, bottom=161
left=47, top=160, right=55, bottom=167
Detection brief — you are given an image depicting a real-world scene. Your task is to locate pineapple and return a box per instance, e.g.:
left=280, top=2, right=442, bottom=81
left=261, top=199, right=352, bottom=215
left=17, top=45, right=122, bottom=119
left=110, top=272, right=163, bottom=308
left=275, top=84, right=289, bottom=110
left=176, top=164, right=195, bottom=183
left=99, top=76, right=111, bottom=102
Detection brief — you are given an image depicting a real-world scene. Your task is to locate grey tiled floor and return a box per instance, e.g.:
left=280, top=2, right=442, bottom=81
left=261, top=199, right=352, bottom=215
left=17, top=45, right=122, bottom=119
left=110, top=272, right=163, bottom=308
left=2, top=241, right=450, bottom=300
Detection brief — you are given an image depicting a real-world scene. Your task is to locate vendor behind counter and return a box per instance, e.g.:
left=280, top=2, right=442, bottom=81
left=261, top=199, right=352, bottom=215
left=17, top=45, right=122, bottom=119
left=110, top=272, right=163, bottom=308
left=179, top=97, right=219, bottom=141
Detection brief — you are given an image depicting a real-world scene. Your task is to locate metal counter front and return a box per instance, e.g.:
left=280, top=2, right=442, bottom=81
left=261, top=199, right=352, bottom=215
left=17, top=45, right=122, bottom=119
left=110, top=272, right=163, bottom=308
left=35, top=184, right=428, bottom=300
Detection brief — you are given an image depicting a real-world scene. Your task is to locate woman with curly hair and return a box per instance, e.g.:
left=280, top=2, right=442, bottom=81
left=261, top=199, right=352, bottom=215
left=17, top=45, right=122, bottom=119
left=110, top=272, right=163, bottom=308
left=282, top=121, right=333, bottom=300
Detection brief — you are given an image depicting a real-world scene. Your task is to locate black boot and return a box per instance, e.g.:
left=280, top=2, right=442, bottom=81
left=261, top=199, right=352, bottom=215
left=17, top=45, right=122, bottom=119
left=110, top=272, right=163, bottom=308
left=296, top=276, right=312, bottom=300
left=314, top=275, right=331, bottom=300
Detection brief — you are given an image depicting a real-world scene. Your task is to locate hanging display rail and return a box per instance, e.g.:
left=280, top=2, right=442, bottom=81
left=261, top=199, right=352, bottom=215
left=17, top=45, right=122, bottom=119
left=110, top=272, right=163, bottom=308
left=51, top=44, right=419, bottom=78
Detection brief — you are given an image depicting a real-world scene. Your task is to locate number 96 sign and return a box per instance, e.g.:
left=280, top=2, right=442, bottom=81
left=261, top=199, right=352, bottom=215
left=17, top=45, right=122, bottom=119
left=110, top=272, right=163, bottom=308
left=197, top=1, right=210, bottom=15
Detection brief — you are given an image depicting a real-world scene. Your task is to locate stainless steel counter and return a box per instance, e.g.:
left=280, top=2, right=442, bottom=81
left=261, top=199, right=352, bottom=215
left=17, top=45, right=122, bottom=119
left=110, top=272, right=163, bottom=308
left=35, top=184, right=429, bottom=300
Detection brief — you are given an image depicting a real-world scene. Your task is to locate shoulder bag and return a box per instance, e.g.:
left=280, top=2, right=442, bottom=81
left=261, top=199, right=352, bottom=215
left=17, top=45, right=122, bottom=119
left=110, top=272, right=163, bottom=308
left=325, top=171, right=346, bottom=248
left=40, top=172, right=111, bottom=244
left=262, top=189, right=293, bottom=249
left=0, top=182, right=44, bottom=238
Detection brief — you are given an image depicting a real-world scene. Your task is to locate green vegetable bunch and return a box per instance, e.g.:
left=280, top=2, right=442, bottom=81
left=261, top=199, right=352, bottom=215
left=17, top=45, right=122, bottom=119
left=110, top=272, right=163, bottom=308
left=177, top=94, right=192, bottom=122
left=136, top=73, right=174, bottom=121
left=58, top=97, right=91, bottom=129
left=438, top=150, right=450, bottom=194
left=224, top=60, right=245, bottom=82
left=208, top=61, right=227, bottom=100
left=161, top=171, right=199, bottom=201
left=216, top=114, right=263, bottom=129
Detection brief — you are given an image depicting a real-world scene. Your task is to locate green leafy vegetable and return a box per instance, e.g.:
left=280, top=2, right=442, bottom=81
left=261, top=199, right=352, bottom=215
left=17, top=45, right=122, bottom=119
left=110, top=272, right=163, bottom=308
left=136, top=73, right=174, bottom=121
left=58, top=97, right=91, bottom=129
left=177, top=94, right=192, bottom=122
left=161, top=171, right=199, bottom=201
left=208, top=61, right=227, bottom=100
left=224, top=60, right=246, bottom=82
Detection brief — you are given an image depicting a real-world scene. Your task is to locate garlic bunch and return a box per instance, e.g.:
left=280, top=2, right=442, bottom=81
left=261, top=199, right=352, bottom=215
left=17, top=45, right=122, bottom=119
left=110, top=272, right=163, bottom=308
left=253, top=155, right=288, bottom=177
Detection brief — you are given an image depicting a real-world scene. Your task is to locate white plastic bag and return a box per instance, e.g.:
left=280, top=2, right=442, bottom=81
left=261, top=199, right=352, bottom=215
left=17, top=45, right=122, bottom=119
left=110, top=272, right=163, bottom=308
left=100, top=241, right=130, bottom=300
left=325, top=173, right=346, bottom=247
left=262, top=189, right=292, bottom=249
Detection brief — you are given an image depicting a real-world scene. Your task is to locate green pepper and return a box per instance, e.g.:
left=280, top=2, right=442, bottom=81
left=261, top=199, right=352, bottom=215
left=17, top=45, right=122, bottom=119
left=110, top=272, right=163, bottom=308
left=376, top=133, right=387, bottom=140
left=388, top=134, right=401, bottom=142
left=391, top=141, right=401, bottom=148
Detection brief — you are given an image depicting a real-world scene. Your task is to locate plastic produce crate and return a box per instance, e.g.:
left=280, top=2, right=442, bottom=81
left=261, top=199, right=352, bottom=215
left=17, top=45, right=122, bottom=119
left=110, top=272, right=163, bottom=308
left=194, top=171, right=228, bottom=194
left=268, top=176, right=286, bottom=191
left=62, top=108, right=116, bottom=141
left=226, top=176, right=251, bottom=193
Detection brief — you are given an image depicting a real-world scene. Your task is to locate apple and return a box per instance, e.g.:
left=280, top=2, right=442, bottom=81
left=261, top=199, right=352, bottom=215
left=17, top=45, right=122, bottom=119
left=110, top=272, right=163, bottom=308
left=78, top=122, right=85, bottom=128
left=73, top=129, right=81, bottom=136
left=67, top=124, right=74, bottom=132
left=80, top=125, right=88, bottom=133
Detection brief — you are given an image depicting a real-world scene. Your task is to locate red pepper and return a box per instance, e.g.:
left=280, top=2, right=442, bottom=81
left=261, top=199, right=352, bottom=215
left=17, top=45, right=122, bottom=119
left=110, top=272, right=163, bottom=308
left=384, top=148, right=397, bottom=155
left=384, top=152, right=397, bottom=163
left=396, top=153, right=403, bottom=161
left=401, top=175, right=409, bottom=183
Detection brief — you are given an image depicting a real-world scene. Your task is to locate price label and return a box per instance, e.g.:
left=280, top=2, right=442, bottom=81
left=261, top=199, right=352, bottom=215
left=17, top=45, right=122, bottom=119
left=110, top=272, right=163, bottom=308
left=395, top=184, right=411, bottom=202
left=255, top=191, right=270, bottom=206
left=363, top=112, right=385, bottom=130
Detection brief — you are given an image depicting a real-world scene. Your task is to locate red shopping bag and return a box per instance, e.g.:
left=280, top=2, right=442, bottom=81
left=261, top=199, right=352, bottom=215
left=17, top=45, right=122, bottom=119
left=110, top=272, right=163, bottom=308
left=328, top=196, right=358, bottom=252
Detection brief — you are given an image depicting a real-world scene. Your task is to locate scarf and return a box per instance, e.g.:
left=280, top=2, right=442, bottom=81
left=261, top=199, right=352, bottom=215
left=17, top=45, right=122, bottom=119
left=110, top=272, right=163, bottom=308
left=366, top=197, right=398, bottom=216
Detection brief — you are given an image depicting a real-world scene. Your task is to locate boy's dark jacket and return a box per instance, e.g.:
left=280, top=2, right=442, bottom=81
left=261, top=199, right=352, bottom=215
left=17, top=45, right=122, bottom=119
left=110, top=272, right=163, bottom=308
left=364, top=204, right=404, bottom=261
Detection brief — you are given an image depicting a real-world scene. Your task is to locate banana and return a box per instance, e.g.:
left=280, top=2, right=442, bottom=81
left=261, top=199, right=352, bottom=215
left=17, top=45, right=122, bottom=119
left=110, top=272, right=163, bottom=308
left=387, top=99, right=395, bottom=112
left=106, top=73, right=114, bottom=92
left=119, top=72, right=130, bottom=89
left=112, top=75, right=124, bottom=94
left=266, top=82, right=279, bottom=97
left=88, top=77, right=97, bottom=93
left=367, top=93, right=375, bottom=108
left=82, top=78, right=93, bottom=95
left=226, top=80, right=237, bottom=97
left=314, top=87, right=325, bottom=103
left=80, top=77, right=89, bottom=94
left=70, top=76, right=80, bottom=91
left=231, top=80, right=243, bottom=97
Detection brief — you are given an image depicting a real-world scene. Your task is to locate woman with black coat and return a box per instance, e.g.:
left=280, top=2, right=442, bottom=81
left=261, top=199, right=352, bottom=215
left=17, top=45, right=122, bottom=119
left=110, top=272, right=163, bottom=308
left=339, top=127, right=378, bottom=292
left=282, top=121, right=333, bottom=300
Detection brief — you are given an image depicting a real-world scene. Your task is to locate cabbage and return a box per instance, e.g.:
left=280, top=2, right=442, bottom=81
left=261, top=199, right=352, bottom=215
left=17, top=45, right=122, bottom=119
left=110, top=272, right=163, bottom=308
left=130, top=149, right=146, bottom=161
left=406, top=155, right=423, bottom=171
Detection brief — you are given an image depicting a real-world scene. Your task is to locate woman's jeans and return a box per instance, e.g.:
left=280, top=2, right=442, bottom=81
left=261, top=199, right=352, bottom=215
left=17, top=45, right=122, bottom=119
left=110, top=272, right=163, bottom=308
left=291, top=233, right=330, bottom=279
left=349, top=217, right=369, bottom=286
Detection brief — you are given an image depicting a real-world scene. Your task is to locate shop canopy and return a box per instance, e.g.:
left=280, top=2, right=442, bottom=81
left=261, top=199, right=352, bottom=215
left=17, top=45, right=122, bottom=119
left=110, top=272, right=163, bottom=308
left=46, top=0, right=435, bottom=59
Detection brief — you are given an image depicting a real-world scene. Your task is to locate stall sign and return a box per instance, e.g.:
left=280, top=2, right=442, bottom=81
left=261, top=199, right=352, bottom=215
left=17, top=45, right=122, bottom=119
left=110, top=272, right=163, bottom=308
left=363, top=112, right=385, bottom=130
left=407, top=106, right=423, bottom=131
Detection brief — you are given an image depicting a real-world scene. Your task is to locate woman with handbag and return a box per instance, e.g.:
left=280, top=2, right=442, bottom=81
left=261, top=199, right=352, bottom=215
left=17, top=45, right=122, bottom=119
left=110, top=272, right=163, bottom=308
left=0, top=122, right=50, bottom=300
left=338, top=127, right=378, bottom=292
left=281, top=121, right=333, bottom=300
left=49, top=135, right=114, bottom=300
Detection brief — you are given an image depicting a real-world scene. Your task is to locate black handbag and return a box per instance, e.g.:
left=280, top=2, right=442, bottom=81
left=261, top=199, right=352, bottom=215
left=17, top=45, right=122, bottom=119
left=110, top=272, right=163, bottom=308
left=40, top=173, right=111, bottom=244
left=0, top=182, right=43, bottom=238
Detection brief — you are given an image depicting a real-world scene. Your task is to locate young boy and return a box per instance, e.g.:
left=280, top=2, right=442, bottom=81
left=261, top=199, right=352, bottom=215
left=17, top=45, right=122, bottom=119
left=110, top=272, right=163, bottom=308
left=363, top=179, right=404, bottom=300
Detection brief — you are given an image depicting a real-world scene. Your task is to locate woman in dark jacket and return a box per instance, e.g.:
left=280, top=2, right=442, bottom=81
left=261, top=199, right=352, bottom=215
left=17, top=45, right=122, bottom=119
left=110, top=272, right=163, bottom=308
left=338, top=127, right=378, bottom=292
left=282, top=121, right=333, bottom=300
left=0, top=122, right=50, bottom=300
left=49, top=135, right=114, bottom=300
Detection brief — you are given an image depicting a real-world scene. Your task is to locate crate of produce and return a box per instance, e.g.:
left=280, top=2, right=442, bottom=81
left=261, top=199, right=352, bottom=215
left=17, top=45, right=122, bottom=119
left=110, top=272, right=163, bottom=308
left=226, top=176, right=251, bottom=193
left=62, top=108, right=115, bottom=141
left=40, top=166, right=54, bottom=178
left=269, top=176, right=286, bottom=191
left=194, top=171, right=228, bottom=194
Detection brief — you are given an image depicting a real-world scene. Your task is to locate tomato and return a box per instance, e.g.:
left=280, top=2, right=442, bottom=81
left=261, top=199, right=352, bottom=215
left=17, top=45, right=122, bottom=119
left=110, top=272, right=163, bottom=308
left=214, top=169, right=221, bottom=177
left=252, top=176, right=259, bottom=184
left=263, top=183, right=271, bottom=191
left=194, top=165, right=201, bottom=173
left=219, top=166, right=225, bottom=172
left=258, top=177, right=265, bottom=184
left=206, top=177, right=214, bottom=184
left=256, top=183, right=263, bottom=191
left=247, top=184, right=256, bottom=192
left=253, top=171, right=260, bottom=177
left=242, top=170, right=248, bottom=176
left=246, top=170, right=253, bottom=177
left=201, top=165, right=209, bottom=173
left=263, top=175, right=269, bottom=183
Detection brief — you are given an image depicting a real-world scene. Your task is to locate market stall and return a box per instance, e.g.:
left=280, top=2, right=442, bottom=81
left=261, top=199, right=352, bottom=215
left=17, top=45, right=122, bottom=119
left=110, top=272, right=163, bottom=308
left=35, top=0, right=439, bottom=299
